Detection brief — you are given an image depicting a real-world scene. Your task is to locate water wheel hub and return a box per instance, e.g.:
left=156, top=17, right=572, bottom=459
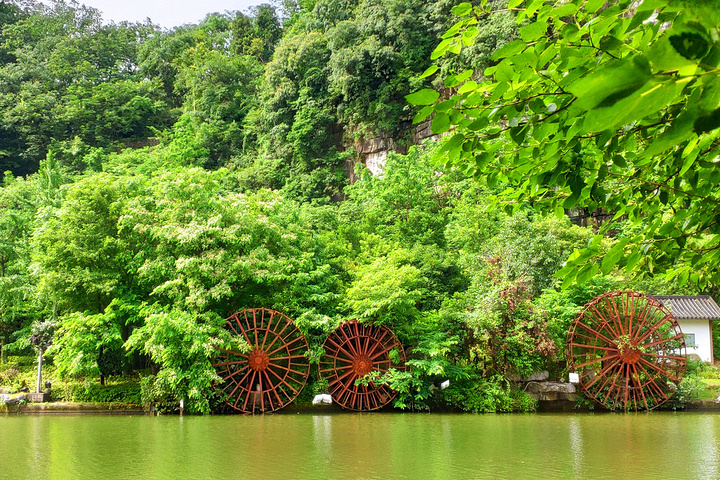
left=248, top=349, right=270, bottom=372
left=618, top=344, right=642, bottom=365
left=352, top=355, right=373, bottom=376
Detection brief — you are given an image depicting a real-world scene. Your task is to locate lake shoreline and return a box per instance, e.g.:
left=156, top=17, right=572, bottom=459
left=1, top=402, right=145, bottom=415
left=3, top=398, right=720, bottom=415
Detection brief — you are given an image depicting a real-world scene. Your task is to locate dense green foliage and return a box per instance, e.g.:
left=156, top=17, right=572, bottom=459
left=416, top=0, right=720, bottom=290
left=0, top=0, right=713, bottom=414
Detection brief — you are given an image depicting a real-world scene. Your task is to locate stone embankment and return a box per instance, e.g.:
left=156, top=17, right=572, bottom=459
left=1, top=387, right=144, bottom=414
left=513, top=370, right=720, bottom=412
left=1, top=401, right=145, bottom=414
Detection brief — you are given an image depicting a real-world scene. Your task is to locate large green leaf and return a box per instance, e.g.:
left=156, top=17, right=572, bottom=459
left=582, top=79, right=682, bottom=133
left=419, top=65, right=439, bottom=79
left=601, top=238, right=629, bottom=275
left=643, top=109, right=696, bottom=157
left=431, top=113, right=451, bottom=134
left=648, top=36, right=699, bottom=73
left=519, top=21, right=547, bottom=42
left=567, top=56, right=652, bottom=111
left=669, top=30, right=711, bottom=61
left=491, top=40, right=527, bottom=61
left=451, top=2, right=473, bottom=16
left=405, top=89, right=440, bottom=106
left=694, top=108, right=720, bottom=134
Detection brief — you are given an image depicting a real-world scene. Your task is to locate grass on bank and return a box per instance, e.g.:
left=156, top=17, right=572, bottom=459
left=679, top=360, right=720, bottom=403
left=698, top=379, right=720, bottom=401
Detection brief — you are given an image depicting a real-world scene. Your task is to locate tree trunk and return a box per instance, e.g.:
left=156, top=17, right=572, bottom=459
left=99, top=345, right=105, bottom=386
left=36, top=348, right=43, bottom=393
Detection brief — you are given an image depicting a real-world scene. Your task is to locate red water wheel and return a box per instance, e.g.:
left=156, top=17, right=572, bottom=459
left=213, top=308, right=310, bottom=413
left=320, top=321, right=406, bottom=411
left=567, top=291, right=687, bottom=411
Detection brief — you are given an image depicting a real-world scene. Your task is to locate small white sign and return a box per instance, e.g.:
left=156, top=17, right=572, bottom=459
left=440, top=380, right=450, bottom=390
left=568, top=372, right=580, bottom=384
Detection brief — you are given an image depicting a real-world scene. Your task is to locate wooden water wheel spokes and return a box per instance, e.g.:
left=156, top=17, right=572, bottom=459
left=320, top=321, right=406, bottom=411
left=567, top=291, right=687, bottom=411
left=213, top=308, right=310, bottom=413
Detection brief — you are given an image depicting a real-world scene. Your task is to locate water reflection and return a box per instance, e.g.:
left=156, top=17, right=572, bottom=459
left=689, top=414, right=719, bottom=479
left=569, top=417, right=583, bottom=478
left=1, top=412, right=719, bottom=479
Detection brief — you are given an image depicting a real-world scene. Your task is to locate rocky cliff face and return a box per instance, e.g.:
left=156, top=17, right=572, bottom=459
left=348, top=118, right=439, bottom=181
left=354, top=136, right=400, bottom=177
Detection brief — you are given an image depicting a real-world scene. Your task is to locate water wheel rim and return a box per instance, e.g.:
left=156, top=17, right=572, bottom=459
left=320, top=320, right=406, bottom=411
left=567, top=291, right=687, bottom=411
left=213, top=308, right=310, bottom=413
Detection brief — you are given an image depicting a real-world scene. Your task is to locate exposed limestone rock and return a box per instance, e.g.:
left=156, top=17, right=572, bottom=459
left=527, top=371, right=550, bottom=381
left=508, top=370, right=550, bottom=382
left=350, top=119, right=438, bottom=179
left=351, top=136, right=397, bottom=178
left=365, top=151, right=389, bottom=176
left=357, top=136, right=395, bottom=154
left=413, top=118, right=439, bottom=144
left=0, top=393, right=27, bottom=405
left=525, top=382, right=578, bottom=402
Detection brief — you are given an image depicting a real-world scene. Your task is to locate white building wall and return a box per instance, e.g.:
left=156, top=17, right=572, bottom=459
left=678, top=318, right=713, bottom=363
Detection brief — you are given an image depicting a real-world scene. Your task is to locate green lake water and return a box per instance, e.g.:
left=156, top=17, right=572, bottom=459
left=1, top=412, right=719, bottom=480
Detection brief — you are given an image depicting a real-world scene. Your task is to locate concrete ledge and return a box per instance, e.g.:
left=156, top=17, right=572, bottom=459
left=685, top=399, right=720, bottom=410
left=26, top=392, right=50, bottom=403
left=3, top=402, right=146, bottom=415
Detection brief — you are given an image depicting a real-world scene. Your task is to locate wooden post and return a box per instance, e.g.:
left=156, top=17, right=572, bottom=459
left=710, top=321, right=716, bottom=365
left=36, top=348, right=43, bottom=393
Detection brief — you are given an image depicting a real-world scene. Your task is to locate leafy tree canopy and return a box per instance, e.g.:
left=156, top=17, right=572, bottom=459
left=416, top=0, right=720, bottom=289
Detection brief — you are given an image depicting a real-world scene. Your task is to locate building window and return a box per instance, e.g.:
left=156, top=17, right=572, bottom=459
left=685, top=333, right=696, bottom=349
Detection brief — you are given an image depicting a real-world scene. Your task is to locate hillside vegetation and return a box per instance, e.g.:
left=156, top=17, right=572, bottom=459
left=0, top=0, right=707, bottom=413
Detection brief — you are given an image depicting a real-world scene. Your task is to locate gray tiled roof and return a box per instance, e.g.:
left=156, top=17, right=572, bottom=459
left=651, top=295, right=720, bottom=321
